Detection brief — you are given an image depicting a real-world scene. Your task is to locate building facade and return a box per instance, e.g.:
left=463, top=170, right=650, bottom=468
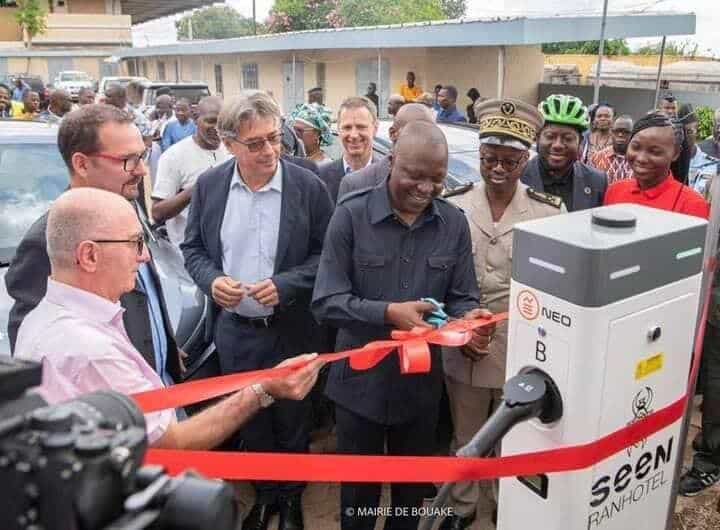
left=0, top=0, right=213, bottom=82
left=121, top=45, right=543, bottom=117
left=115, top=13, right=696, bottom=117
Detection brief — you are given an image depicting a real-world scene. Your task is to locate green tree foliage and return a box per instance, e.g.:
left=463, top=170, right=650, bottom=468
left=636, top=39, right=705, bottom=57
left=339, top=0, right=444, bottom=27
left=440, top=0, right=467, bottom=18
left=176, top=5, right=259, bottom=40
left=542, top=39, right=631, bottom=56
left=696, top=106, right=715, bottom=141
left=266, top=0, right=339, bottom=32
left=14, top=0, right=47, bottom=49
left=266, top=0, right=453, bottom=33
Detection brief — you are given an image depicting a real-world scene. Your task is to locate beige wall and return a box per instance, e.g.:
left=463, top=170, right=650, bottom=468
left=33, top=14, right=131, bottom=46
left=74, top=57, right=101, bottom=79
left=8, top=57, right=49, bottom=80
left=0, top=9, right=22, bottom=41
left=504, top=45, right=545, bottom=103
left=121, top=44, right=545, bottom=113
left=68, top=0, right=108, bottom=14
left=545, top=53, right=719, bottom=82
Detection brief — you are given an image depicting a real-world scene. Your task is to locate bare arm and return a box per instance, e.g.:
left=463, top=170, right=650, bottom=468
left=152, top=354, right=325, bottom=450
left=151, top=187, right=194, bottom=223
left=152, top=386, right=260, bottom=450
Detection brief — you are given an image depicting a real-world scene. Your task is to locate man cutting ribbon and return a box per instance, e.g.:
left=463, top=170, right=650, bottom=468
left=312, top=121, right=495, bottom=530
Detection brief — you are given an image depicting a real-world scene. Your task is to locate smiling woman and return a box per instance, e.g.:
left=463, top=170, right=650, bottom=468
left=604, top=111, right=709, bottom=220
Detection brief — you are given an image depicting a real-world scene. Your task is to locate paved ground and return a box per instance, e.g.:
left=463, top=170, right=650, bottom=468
left=233, top=401, right=720, bottom=530
left=671, top=400, right=720, bottom=530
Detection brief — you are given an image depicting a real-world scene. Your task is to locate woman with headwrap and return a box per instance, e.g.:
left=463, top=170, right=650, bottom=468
left=603, top=111, right=709, bottom=219
left=289, top=103, right=333, bottom=164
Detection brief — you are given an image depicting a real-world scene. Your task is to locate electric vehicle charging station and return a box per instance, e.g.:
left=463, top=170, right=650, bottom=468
left=498, top=204, right=707, bottom=530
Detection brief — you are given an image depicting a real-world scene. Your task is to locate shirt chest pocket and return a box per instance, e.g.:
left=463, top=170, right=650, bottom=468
left=426, top=256, right=456, bottom=295
left=353, top=254, right=387, bottom=299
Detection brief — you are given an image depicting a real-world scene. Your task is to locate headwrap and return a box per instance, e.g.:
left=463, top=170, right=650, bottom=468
left=289, top=103, right=333, bottom=147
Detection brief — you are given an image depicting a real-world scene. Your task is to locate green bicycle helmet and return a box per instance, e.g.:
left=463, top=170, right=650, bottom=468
left=538, top=94, right=590, bottom=131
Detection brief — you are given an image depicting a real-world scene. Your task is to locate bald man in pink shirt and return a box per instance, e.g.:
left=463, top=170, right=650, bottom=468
left=16, top=188, right=324, bottom=449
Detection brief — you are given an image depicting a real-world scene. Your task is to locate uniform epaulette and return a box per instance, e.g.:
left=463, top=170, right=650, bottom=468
left=338, top=186, right=373, bottom=205
left=527, top=187, right=563, bottom=209
left=442, top=183, right=474, bottom=199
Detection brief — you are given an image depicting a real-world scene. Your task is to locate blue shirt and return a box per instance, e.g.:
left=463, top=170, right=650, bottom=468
left=11, top=82, right=29, bottom=102
left=436, top=105, right=466, bottom=124
left=137, top=263, right=172, bottom=386
left=220, top=162, right=283, bottom=317
left=689, top=146, right=718, bottom=197
left=161, top=119, right=197, bottom=151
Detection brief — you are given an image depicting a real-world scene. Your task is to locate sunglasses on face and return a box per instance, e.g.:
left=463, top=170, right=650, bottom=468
left=231, top=131, right=283, bottom=153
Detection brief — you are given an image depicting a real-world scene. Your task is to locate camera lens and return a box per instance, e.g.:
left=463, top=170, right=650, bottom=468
left=159, top=474, right=238, bottom=530
left=71, top=391, right=147, bottom=431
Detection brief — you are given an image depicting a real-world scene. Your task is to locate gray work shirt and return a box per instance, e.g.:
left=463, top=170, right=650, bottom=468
left=220, top=162, right=282, bottom=317
left=312, top=183, right=481, bottom=424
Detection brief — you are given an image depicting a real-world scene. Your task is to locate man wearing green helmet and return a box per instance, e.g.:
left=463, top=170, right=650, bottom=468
left=521, top=94, right=607, bottom=212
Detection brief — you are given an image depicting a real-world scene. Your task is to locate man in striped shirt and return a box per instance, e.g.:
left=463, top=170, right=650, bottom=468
left=589, top=115, right=634, bottom=185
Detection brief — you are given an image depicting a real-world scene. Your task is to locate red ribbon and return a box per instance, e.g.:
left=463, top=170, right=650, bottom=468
left=132, top=313, right=508, bottom=413
left=138, top=281, right=711, bottom=482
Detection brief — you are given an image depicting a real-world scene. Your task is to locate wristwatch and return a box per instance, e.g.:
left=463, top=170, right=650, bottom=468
left=250, top=383, right=275, bottom=408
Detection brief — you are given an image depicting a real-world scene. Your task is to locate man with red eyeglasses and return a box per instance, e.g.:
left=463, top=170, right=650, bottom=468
left=5, top=104, right=183, bottom=389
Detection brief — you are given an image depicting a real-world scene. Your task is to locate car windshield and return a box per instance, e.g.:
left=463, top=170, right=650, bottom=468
left=323, top=122, right=480, bottom=189
left=60, top=72, right=90, bottom=82
left=104, top=78, right=133, bottom=89
left=0, top=143, right=68, bottom=263
left=148, top=87, right=210, bottom=105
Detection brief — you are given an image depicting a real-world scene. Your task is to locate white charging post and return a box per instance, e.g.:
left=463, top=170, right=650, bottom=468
left=498, top=204, right=707, bottom=530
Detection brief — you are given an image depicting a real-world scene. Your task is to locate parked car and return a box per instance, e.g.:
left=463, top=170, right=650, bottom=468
left=96, top=76, right=149, bottom=101
left=323, top=120, right=481, bottom=191
left=139, top=81, right=211, bottom=115
left=0, top=119, right=208, bottom=357
left=54, top=71, right=94, bottom=102
left=0, top=74, right=49, bottom=109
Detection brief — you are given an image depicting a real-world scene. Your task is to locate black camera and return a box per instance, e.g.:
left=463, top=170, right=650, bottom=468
left=0, top=357, right=237, bottom=530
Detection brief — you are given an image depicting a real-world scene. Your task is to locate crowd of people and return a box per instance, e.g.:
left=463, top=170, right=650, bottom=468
left=367, top=71, right=483, bottom=125
left=3, top=73, right=720, bottom=530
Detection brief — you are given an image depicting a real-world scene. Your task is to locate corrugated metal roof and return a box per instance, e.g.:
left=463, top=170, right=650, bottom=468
left=115, top=12, right=696, bottom=59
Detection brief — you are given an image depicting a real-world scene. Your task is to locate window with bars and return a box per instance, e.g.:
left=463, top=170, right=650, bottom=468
left=127, top=59, right=137, bottom=77
left=214, top=64, right=224, bottom=96
left=157, top=61, right=166, bottom=81
left=141, top=60, right=148, bottom=78
left=242, top=63, right=258, bottom=89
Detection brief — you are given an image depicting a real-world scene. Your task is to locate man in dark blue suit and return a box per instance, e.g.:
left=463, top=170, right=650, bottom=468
left=181, top=91, right=333, bottom=530
left=522, top=94, right=607, bottom=212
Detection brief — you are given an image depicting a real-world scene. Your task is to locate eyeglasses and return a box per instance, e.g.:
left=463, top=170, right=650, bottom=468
left=90, top=149, right=149, bottom=173
left=230, top=131, right=283, bottom=153
left=91, top=234, right=147, bottom=256
left=480, top=156, right=523, bottom=172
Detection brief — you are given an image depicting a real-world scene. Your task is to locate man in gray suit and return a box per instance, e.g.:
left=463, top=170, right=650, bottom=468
left=318, top=96, right=378, bottom=203
left=337, top=103, right=435, bottom=202
left=5, top=104, right=183, bottom=384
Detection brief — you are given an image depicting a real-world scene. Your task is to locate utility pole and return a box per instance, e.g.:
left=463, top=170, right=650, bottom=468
left=188, top=17, right=193, bottom=40
left=253, top=0, right=257, bottom=35
left=593, top=0, right=610, bottom=105
left=653, top=36, right=667, bottom=109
